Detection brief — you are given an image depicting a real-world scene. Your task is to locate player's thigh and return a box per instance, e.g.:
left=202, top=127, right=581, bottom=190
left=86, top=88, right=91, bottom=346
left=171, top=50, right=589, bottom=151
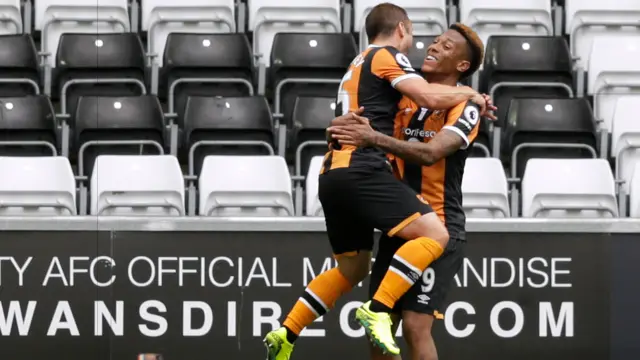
left=324, top=216, right=374, bottom=284
left=319, top=169, right=375, bottom=253
left=354, top=169, right=434, bottom=238
left=398, top=239, right=466, bottom=319
left=320, top=173, right=375, bottom=283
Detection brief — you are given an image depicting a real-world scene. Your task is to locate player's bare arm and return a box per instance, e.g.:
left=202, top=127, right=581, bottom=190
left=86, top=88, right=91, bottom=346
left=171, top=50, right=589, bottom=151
left=396, top=78, right=482, bottom=112
left=329, top=119, right=464, bottom=166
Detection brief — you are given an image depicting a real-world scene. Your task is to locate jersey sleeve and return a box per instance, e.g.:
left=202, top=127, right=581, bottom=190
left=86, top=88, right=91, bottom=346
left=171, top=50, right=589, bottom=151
left=370, top=47, right=422, bottom=88
left=443, top=101, right=482, bottom=149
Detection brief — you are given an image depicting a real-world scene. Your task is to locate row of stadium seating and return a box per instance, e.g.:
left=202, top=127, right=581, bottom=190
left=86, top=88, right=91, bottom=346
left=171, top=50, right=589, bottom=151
left=0, top=0, right=637, bottom=220
left=1, top=0, right=638, bottom=163
left=3, top=92, right=639, bottom=184
left=6, top=0, right=640, bottom=67
left=0, top=155, right=630, bottom=218
left=6, top=29, right=638, bottom=122
left=3, top=0, right=639, bottom=106
left=2, top=31, right=639, bottom=159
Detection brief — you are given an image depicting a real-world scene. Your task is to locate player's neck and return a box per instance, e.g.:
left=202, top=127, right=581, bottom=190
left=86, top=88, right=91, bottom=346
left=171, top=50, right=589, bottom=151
left=370, top=38, right=399, bottom=49
left=424, top=73, right=458, bottom=86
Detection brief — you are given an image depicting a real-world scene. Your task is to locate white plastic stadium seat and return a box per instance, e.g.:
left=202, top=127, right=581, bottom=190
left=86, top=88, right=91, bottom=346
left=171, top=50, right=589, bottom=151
left=628, top=166, right=640, bottom=218
left=142, top=0, right=235, bottom=67
left=35, top=0, right=130, bottom=67
left=305, top=156, right=324, bottom=216
left=611, top=97, right=640, bottom=194
left=199, top=156, right=294, bottom=216
left=461, top=158, right=510, bottom=218
left=459, top=0, right=552, bottom=46
left=248, top=0, right=341, bottom=66
left=90, top=155, right=185, bottom=216
left=565, top=0, right=640, bottom=69
left=0, top=0, right=22, bottom=34
left=521, top=159, right=618, bottom=218
left=354, top=0, right=446, bottom=50
left=0, top=157, right=76, bottom=216
left=587, top=35, right=640, bottom=132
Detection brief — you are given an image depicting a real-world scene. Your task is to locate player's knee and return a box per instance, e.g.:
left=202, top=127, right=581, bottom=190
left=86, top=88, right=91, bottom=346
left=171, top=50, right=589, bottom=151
left=429, top=222, right=449, bottom=248
left=400, top=213, right=449, bottom=248
left=336, top=251, right=371, bottom=285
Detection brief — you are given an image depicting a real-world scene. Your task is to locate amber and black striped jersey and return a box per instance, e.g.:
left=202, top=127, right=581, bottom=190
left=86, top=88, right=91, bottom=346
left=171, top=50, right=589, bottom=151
left=321, top=45, right=422, bottom=173
left=392, top=97, right=481, bottom=240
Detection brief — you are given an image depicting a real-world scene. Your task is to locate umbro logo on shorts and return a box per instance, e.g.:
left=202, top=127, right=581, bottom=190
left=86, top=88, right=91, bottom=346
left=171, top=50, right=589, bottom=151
left=417, top=294, right=430, bottom=305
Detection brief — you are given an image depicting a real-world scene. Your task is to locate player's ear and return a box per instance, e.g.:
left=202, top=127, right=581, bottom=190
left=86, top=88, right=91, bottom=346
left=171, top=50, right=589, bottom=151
left=456, top=60, right=470, bottom=74
left=398, top=21, right=409, bottom=38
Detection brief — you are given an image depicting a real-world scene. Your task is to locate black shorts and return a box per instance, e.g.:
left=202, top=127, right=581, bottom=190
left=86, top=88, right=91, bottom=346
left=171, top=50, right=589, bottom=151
left=370, top=234, right=465, bottom=318
left=318, top=167, right=433, bottom=256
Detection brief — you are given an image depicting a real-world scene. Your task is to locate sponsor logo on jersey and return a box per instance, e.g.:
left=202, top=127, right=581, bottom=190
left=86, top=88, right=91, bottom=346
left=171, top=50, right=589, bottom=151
left=403, top=127, right=437, bottom=139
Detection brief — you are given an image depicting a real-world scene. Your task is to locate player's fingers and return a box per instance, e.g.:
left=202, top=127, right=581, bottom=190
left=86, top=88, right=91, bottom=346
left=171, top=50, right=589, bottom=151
left=328, top=127, right=352, bottom=135
left=484, top=113, right=498, bottom=121
left=330, top=117, right=349, bottom=126
left=354, top=116, right=370, bottom=125
left=335, top=118, right=359, bottom=126
left=332, top=134, right=354, bottom=141
left=338, top=139, right=357, bottom=146
left=330, top=128, right=352, bottom=136
left=353, top=106, right=365, bottom=116
left=488, top=105, right=498, bottom=112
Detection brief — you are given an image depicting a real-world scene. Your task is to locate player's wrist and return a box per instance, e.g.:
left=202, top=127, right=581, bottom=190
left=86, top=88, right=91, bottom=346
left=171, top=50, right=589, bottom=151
left=369, top=131, right=386, bottom=147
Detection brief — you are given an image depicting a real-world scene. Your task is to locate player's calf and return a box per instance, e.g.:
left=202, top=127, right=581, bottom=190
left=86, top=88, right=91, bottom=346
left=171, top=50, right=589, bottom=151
left=267, top=251, right=370, bottom=356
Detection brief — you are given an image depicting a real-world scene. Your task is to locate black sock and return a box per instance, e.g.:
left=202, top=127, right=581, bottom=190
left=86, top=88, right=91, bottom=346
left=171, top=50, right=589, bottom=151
left=283, top=326, right=298, bottom=344
left=369, top=300, right=392, bottom=313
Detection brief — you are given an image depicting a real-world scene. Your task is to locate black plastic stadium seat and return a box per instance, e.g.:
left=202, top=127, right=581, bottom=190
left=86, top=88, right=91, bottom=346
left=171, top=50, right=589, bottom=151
left=480, top=36, right=574, bottom=128
left=161, top=33, right=254, bottom=118
left=270, top=33, right=357, bottom=128
left=183, top=96, right=274, bottom=174
left=54, top=33, right=146, bottom=122
left=0, top=34, right=40, bottom=96
left=0, top=96, right=56, bottom=156
left=290, top=96, right=335, bottom=174
left=74, top=95, right=165, bottom=176
left=407, top=36, right=435, bottom=72
left=503, top=98, right=597, bottom=178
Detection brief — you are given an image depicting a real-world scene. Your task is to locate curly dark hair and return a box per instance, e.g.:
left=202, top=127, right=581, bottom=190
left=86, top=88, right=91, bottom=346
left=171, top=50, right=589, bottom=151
left=449, top=23, right=484, bottom=80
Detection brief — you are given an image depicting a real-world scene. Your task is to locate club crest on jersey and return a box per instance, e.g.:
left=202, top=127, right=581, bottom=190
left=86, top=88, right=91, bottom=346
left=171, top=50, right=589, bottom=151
left=463, top=105, right=480, bottom=126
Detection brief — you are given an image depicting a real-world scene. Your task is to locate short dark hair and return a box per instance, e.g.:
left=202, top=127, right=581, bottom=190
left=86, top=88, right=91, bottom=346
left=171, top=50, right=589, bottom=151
left=449, top=23, right=484, bottom=80
left=365, top=3, right=410, bottom=43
